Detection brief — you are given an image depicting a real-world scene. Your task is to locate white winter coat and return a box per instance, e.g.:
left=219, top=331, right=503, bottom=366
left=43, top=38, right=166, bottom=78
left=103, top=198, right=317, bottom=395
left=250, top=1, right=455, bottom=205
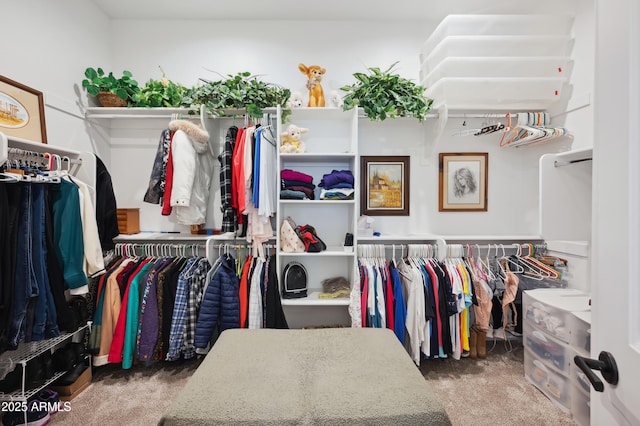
left=169, top=120, right=214, bottom=225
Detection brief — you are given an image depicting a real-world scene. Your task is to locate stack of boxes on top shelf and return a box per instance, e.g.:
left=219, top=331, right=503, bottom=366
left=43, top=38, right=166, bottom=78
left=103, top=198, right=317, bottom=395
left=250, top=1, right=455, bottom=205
left=522, top=289, right=592, bottom=426
left=419, top=15, right=574, bottom=111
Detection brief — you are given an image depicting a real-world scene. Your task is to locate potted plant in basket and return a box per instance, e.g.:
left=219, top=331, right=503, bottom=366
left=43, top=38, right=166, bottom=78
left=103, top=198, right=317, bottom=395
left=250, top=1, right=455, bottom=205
left=340, top=62, right=433, bottom=122
left=82, top=67, right=140, bottom=107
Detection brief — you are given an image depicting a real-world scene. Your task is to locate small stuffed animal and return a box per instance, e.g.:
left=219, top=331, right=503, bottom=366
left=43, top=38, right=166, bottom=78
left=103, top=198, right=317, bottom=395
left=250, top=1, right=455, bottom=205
left=286, top=91, right=304, bottom=109
left=298, top=63, right=326, bottom=107
left=329, top=90, right=344, bottom=108
left=280, top=124, right=308, bottom=153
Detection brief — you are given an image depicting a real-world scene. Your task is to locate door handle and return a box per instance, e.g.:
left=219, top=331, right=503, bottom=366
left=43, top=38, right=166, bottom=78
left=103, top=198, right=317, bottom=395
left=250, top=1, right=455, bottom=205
left=574, top=351, right=619, bottom=392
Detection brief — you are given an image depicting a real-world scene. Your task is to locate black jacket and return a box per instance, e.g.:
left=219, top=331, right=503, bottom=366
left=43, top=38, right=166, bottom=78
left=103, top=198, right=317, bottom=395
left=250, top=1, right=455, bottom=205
left=95, top=156, right=119, bottom=251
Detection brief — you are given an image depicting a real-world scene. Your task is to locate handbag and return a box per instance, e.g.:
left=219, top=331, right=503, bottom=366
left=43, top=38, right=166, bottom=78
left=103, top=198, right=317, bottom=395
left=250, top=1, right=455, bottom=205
left=295, top=224, right=327, bottom=253
left=280, top=217, right=305, bottom=253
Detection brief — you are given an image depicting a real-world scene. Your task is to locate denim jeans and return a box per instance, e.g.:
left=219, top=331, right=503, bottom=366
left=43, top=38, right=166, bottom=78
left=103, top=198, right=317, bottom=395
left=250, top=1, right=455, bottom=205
left=9, top=183, right=38, bottom=348
left=30, top=184, right=60, bottom=341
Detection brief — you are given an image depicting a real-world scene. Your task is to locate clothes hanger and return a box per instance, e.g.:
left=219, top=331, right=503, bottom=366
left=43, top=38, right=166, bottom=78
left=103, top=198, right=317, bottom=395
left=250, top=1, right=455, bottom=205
left=519, top=243, right=561, bottom=279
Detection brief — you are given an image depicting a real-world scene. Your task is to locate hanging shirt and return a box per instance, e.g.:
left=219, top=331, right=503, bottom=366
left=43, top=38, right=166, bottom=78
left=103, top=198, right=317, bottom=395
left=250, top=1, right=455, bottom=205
left=123, top=260, right=154, bottom=369
left=258, top=128, right=277, bottom=221
left=166, top=258, right=198, bottom=361
left=390, top=264, right=406, bottom=344
left=248, top=257, right=265, bottom=329
left=182, top=258, right=210, bottom=359
left=219, top=127, right=238, bottom=233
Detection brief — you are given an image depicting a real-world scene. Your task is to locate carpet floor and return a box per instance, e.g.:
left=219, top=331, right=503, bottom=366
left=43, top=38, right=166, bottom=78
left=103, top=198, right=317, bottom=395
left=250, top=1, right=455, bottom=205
left=50, top=340, right=575, bottom=426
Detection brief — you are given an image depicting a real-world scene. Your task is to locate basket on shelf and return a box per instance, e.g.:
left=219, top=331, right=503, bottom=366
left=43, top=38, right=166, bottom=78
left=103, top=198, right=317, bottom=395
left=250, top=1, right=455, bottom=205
left=97, top=91, right=127, bottom=107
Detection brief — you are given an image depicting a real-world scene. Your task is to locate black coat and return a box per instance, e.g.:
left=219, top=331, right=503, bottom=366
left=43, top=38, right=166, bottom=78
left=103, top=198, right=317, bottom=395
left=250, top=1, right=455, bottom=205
left=95, top=156, right=119, bottom=251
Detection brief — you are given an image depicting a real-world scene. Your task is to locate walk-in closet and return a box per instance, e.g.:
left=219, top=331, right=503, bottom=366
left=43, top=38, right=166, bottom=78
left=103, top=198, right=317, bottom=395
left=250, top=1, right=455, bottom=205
left=1, top=0, right=638, bottom=425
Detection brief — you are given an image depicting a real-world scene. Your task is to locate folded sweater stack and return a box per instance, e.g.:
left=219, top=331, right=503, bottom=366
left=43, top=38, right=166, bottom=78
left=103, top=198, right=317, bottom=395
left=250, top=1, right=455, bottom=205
left=318, top=170, right=355, bottom=200
left=281, top=169, right=315, bottom=200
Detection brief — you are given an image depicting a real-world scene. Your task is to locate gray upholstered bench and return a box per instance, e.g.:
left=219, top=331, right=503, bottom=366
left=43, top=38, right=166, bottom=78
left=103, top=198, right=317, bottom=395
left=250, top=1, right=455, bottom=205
left=160, top=328, right=451, bottom=425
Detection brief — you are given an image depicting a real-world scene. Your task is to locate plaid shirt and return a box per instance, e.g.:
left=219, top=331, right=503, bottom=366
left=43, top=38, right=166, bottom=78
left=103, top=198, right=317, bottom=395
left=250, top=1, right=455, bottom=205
left=219, top=127, right=238, bottom=233
left=182, top=258, right=210, bottom=359
left=166, top=258, right=197, bottom=361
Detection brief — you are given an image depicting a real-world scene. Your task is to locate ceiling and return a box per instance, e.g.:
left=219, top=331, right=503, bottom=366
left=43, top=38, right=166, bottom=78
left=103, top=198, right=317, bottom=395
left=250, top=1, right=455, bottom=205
left=89, top=0, right=506, bottom=21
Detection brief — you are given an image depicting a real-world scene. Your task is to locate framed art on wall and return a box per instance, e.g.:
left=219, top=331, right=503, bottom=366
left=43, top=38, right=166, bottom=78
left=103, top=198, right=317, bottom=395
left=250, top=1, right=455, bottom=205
left=360, top=155, right=410, bottom=216
left=439, top=152, right=488, bottom=212
left=0, top=75, right=48, bottom=144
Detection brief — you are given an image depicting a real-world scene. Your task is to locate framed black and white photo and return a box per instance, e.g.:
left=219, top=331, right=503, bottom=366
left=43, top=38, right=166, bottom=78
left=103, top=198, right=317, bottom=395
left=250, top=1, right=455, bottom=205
left=439, top=152, right=488, bottom=212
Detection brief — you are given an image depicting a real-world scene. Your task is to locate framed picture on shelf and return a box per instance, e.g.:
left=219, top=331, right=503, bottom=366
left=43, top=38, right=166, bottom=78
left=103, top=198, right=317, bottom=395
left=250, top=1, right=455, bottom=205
left=360, top=156, right=410, bottom=216
left=439, top=152, right=488, bottom=212
left=0, top=75, right=47, bottom=144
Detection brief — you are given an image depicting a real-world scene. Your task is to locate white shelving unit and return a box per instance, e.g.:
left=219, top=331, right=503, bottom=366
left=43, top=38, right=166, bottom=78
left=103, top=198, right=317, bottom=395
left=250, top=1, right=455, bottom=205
left=276, top=107, right=358, bottom=328
left=0, top=325, right=89, bottom=402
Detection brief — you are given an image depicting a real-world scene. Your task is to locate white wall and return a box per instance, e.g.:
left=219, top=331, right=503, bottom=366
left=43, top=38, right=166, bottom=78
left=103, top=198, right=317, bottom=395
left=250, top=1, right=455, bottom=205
left=2, top=1, right=594, bottom=239
left=2, top=0, right=112, bottom=158
left=106, top=14, right=590, bottom=237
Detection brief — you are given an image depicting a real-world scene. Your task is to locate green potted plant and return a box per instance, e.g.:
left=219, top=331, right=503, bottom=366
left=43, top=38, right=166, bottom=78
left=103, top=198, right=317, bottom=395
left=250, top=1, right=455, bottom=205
left=134, top=67, right=188, bottom=108
left=181, top=71, right=291, bottom=122
left=82, top=67, right=140, bottom=107
left=340, top=62, right=433, bottom=122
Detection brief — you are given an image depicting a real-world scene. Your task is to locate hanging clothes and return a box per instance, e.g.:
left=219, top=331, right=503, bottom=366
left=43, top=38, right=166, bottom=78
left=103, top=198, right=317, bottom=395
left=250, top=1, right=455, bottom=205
left=194, top=253, right=240, bottom=353
left=169, top=120, right=215, bottom=225
left=219, top=126, right=238, bottom=233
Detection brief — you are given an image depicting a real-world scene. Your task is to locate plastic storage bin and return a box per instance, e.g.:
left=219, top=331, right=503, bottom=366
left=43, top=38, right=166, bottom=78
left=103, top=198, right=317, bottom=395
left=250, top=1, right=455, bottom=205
left=420, top=35, right=574, bottom=70
left=523, top=289, right=591, bottom=343
left=524, top=321, right=572, bottom=374
left=424, top=77, right=567, bottom=110
left=524, top=348, right=571, bottom=412
left=421, top=15, right=575, bottom=59
left=568, top=311, right=591, bottom=356
left=420, top=56, right=572, bottom=87
left=571, top=384, right=590, bottom=426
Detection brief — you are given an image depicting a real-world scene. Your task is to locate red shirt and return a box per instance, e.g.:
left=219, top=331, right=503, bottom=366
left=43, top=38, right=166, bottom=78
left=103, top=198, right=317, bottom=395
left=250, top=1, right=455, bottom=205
left=161, top=132, right=176, bottom=216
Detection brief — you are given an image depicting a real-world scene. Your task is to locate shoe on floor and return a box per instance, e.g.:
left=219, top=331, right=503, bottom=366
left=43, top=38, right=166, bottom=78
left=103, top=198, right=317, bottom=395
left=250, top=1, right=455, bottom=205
left=1, top=407, right=50, bottom=426
left=486, top=328, right=494, bottom=339
left=33, top=389, right=60, bottom=413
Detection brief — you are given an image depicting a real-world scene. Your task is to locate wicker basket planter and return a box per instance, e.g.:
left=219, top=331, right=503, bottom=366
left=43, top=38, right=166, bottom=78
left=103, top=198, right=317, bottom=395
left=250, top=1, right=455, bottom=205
left=97, top=91, right=127, bottom=107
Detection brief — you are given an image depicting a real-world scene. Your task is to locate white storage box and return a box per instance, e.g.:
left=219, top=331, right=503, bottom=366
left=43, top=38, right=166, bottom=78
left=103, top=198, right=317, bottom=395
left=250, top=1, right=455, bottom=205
left=420, top=35, right=574, bottom=69
left=524, top=348, right=571, bottom=412
left=420, top=57, right=572, bottom=87
left=571, top=383, right=590, bottom=426
left=524, top=321, right=572, bottom=374
left=424, top=77, right=567, bottom=110
left=421, top=15, right=574, bottom=59
left=568, top=311, right=591, bottom=356
left=523, top=289, right=591, bottom=343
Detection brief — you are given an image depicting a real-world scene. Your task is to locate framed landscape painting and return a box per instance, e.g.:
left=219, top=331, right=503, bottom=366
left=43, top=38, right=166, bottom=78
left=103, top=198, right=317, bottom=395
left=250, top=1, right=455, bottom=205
left=360, top=156, right=410, bottom=216
left=0, top=75, right=48, bottom=144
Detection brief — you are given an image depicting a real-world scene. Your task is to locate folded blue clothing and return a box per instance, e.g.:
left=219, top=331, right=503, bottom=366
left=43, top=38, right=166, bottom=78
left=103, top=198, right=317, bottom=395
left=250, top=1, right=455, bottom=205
left=318, top=170, right=354, bottom=188
left=280, top=189, right=307, bottom=199
left=322, top=182, right=354, bottom=190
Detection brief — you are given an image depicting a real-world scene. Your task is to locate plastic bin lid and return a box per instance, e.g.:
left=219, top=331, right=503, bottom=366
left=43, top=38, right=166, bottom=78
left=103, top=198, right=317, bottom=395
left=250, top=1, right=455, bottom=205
left=525, top=288, right=591, bottom=311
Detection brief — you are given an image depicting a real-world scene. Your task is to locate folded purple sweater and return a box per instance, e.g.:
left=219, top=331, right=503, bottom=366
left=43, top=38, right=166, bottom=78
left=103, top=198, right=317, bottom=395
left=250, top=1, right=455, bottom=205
left=319, top=170, right=354, bottom=188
